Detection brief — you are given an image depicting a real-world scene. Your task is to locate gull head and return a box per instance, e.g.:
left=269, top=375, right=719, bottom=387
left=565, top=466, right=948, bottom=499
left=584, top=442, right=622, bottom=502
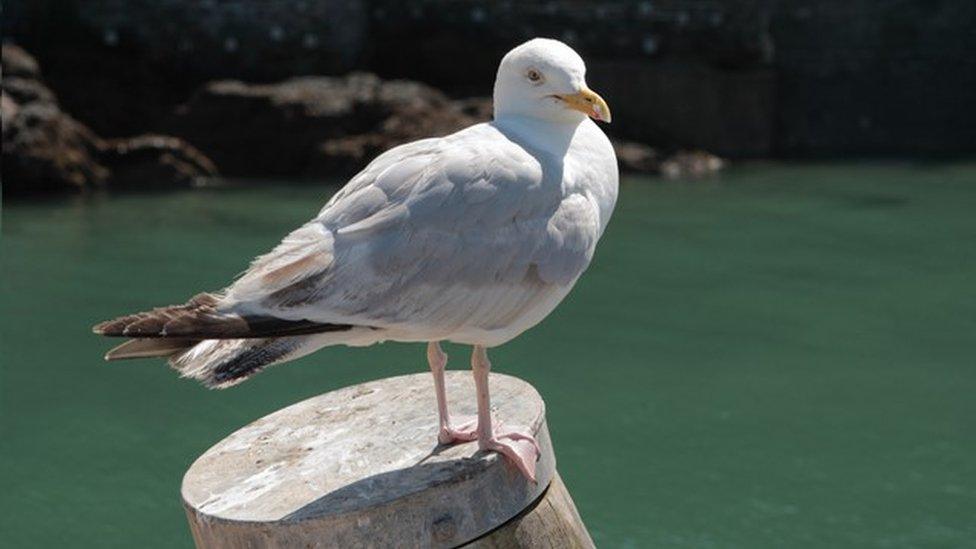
left=493, top=38, right=611, bottom=125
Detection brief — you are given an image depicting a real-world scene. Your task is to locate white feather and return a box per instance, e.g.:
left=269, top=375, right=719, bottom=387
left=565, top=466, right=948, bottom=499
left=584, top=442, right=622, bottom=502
left=218, top=39, right=619, bottom=348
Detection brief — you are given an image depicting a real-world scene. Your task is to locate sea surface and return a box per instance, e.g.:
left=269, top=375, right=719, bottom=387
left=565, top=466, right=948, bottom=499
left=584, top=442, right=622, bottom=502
left=2, top=163, right=974, bottom=547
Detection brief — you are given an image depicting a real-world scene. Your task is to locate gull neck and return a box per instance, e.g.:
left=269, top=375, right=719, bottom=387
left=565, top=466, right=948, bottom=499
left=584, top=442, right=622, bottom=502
left=492, top=115, right=583, bottom=157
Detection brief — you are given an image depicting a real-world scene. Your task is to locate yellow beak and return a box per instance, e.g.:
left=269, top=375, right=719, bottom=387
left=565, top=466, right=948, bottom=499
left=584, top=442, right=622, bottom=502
left=556, top=87, right=612, bottom=123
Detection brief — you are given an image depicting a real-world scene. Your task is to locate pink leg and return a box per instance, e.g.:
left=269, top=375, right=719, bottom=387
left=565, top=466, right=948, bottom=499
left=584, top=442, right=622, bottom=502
left=471, top=345, right=541, bottom=482
left=427, top=342, right=478, bottom=444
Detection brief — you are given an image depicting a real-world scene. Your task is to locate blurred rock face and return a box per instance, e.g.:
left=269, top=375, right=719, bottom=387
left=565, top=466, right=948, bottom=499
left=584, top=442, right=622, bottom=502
left=3, top=0, right=368, bottom=139
left=164, top=74, right=485, bottom=178
left=2, top=45, right=216, bottom=196
left=2, top=45, right=108, bottom=193
left=7, top=0, right=973, bottom=158
left=2, top=44, right=721, bottom=195
left=164, top=73, right=719, bottom=180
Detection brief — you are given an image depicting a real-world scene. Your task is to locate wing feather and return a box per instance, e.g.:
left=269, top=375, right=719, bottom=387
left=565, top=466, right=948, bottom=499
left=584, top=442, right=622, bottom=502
left=222, top=123, right=601, bottom=337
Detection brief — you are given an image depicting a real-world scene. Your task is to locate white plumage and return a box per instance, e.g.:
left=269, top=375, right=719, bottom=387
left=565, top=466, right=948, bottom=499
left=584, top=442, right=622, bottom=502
left=226, top=115, right=617, bottom=347
left=97, top=38, right=618, bottom=481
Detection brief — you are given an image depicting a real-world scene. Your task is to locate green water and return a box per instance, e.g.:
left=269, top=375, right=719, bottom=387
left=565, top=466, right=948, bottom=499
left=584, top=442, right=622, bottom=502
left=2, top=163, right=975, bottom=548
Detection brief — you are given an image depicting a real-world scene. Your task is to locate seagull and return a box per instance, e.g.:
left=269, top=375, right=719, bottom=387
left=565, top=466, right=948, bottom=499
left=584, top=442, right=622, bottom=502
left=93, top=38, right=618, bottom=482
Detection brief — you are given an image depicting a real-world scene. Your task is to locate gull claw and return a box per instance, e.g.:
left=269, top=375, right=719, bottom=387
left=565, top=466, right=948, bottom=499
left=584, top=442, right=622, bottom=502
left=437, top=416, right=480, bottom=445
left=479, top=427, right=540, bottom=483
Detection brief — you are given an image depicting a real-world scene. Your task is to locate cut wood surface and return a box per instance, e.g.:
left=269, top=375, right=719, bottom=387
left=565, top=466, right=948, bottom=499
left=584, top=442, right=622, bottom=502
left=181, top=371, right=592, bottom=548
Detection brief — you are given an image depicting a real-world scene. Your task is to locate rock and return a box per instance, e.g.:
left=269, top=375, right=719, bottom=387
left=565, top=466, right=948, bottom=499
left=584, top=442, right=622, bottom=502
left=166, top=73, right=482, bottom=178
left=2, top=97, right=110, bottom=194
left=455, top=97, right=494, bottom=121
left=659, top=150, right=726, bottom=179
left=169, top=73, right=726, bottom=180
left=2, top=41, right=721, bottom=194
left=613, top=140, right=725, bottom=178
left=2, top=77, right=58, bottom=107
left=2, top=94, right=19, bottom=120
left=2, top=44, right=219, bottom=196
left=613, top=140, right=664, bottom=174
left=166, top=74, right=378, bottom=177
left=102, top=135, right=218, bottom=188
left=311, top=91, right=485, bottom=177
left=1, top=44, right=41, bottom=80
left=3, top=46, right=109, bottom=194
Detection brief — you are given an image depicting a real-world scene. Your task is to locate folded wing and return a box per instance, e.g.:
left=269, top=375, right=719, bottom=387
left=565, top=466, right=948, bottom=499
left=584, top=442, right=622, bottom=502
left=222, top=124, right=601, bottom=339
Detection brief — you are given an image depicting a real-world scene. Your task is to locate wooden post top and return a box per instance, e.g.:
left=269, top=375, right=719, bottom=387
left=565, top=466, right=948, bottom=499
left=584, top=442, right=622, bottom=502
left=182, top=372, right=556, bottom=548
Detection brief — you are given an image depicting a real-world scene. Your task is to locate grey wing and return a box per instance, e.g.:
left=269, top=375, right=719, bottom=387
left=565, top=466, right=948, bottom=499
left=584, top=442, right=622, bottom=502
left=222, top=126, right=601, bottom=336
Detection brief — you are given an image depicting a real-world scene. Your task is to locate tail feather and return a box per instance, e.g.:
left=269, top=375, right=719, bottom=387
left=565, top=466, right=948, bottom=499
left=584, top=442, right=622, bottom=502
left=92, top=292, right=352, bottom=339
left=105, top=338, right=198, bottom=360
left=95, top=293, right=378, bottom=389
left=168, top=333, right=338, bottom=389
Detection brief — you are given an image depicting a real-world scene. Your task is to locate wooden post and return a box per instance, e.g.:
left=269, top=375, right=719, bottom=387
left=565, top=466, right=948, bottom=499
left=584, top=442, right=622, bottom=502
left=181, top=372, right=594, bottom=548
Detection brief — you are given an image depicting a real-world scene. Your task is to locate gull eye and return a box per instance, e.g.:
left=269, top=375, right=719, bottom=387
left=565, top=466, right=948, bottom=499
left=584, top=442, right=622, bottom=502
left=526, top=69, right=543, bottom=84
